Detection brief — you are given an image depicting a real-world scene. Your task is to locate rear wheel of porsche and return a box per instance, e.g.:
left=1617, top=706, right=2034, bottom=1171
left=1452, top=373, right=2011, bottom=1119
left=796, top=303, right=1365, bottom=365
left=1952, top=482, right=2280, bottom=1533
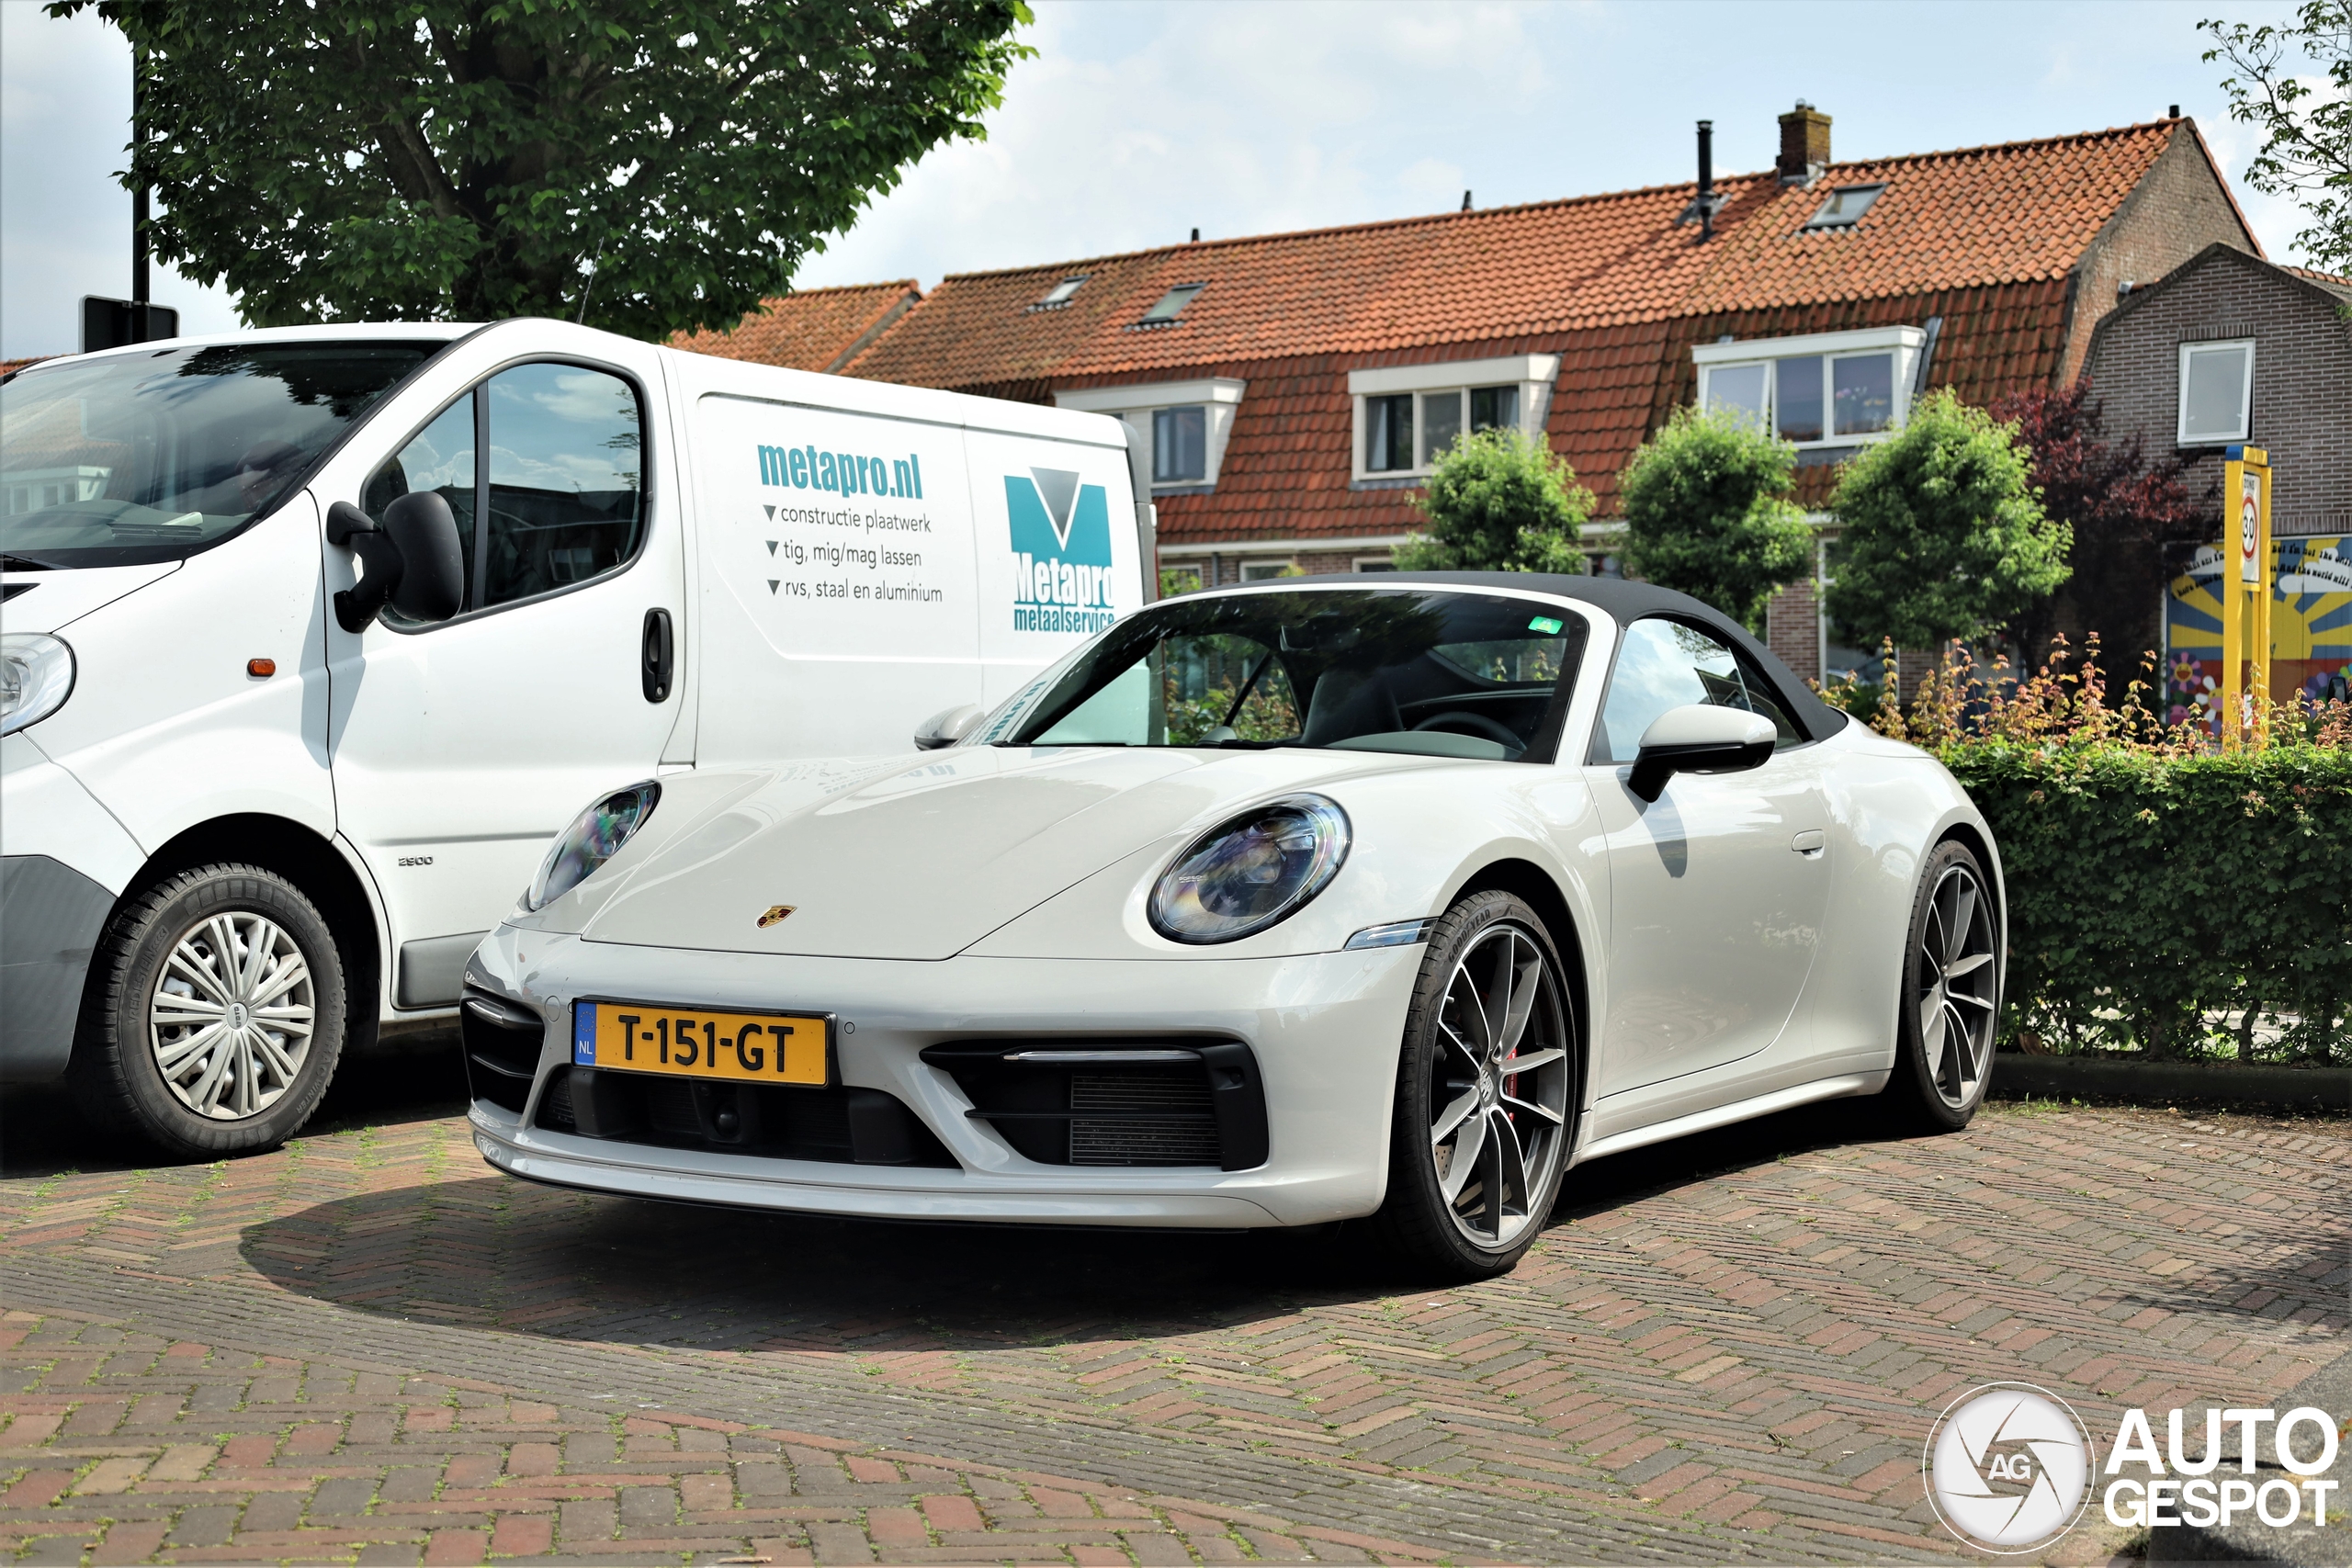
left=1370, top=890, right=1576, bottom=1280
left=1883, top=840, right=1998, bottom=1133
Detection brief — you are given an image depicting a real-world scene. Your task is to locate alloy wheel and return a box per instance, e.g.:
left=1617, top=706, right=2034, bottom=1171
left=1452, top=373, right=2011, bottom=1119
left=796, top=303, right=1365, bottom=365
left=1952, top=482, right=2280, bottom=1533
left=1917, top=865, right=1996, bottom=1109
left=147, top=911, right=317, bottom=1121
left=1426, top=921, right=1571, bottom=1249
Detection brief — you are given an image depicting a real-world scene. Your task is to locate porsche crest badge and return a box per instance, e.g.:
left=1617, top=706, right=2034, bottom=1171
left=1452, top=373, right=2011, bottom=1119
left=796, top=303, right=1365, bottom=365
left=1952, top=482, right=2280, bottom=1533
left=756, top=905, right=796, bottom=929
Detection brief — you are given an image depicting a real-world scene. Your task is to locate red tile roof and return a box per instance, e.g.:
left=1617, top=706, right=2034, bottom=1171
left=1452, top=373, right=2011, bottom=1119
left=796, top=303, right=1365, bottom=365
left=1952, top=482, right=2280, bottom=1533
left=853, top=121, right=2184, bottom=392
left=673, top=281, right=921, bottom=374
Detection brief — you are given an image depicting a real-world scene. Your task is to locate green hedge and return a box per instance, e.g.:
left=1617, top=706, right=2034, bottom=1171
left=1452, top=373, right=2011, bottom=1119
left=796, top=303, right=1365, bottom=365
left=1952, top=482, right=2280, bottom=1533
left=1944, top=741, right=2352, bottom=1062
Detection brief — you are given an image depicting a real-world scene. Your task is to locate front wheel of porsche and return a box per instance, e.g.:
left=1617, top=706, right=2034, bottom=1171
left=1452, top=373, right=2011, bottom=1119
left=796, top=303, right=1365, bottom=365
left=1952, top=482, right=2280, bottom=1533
left=1370, top=890, right=1577, bottom=1280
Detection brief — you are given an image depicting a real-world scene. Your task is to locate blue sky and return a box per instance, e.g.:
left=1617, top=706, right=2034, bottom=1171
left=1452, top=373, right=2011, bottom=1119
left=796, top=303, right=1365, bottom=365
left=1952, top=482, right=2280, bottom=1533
left=1, top=0, right=2314, bottom=359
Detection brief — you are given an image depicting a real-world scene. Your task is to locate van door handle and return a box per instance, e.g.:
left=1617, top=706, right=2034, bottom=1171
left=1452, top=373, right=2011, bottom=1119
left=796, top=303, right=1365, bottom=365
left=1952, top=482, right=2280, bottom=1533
left=641, top=608, right=673, bottom=703
left=1792, top=829, right=1826, bottom=857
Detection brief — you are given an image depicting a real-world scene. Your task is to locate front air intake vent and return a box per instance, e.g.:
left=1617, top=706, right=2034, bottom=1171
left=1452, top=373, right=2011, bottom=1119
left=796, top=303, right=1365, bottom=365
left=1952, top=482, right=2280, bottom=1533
left=531, top=1070, right=954, bottom=1168
left=1069, top=1071, right=1220, bottom=1166
left=921, top=1040, right=1268, bottom=1170
left=459, top=988, right=541, bottom=1114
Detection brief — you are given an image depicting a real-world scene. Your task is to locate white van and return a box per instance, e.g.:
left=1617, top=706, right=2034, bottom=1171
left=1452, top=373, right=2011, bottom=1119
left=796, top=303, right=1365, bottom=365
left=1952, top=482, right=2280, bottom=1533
left=0, top=319, right=1151, bottom=1155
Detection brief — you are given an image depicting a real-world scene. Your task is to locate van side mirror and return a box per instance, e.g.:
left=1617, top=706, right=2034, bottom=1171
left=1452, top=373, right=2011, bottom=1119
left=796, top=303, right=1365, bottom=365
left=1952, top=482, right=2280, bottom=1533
left=382, top=492, right=464, bottom=621
left=913, top=703, right=986, bottom=750
left=327, top=494, right=465, bottom=631
left=1627, top=704, right=1775, bottom=802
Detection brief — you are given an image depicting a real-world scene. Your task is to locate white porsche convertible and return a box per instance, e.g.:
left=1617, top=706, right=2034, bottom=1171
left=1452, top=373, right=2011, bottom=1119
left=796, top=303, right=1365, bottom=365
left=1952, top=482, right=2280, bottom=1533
left=463, top=574, right=2003, bottom=1279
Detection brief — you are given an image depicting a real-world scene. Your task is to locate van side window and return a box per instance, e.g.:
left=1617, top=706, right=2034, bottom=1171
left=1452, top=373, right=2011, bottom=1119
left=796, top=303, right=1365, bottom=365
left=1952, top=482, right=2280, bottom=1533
left=365, top=397, right=478, bottom=619
left=481, top=364, right=643, bottom=608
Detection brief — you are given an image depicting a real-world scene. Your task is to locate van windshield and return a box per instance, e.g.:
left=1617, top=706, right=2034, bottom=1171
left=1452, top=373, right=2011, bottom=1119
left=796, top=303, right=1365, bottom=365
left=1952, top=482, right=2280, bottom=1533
left=0, top=342, right=436, bottom=569
left=978, top=588, right=1590, bottom=763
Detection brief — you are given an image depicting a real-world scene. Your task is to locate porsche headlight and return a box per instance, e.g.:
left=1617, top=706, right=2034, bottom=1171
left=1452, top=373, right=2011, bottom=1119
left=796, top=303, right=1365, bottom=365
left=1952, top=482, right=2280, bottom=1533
left=0, top=634, right=74, bottom=736
left=527, top=781, right=660, bottom=910
left=1148, top=795, right=1351, bottom=944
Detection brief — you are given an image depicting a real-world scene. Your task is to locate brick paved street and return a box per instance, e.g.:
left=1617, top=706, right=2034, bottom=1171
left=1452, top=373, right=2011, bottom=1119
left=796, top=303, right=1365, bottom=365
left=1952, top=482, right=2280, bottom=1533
left=0, top=1045, right=2343, bottom=1566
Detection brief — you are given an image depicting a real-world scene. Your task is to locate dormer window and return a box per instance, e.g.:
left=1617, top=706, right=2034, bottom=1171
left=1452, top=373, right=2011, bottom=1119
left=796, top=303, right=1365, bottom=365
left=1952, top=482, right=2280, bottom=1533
left=1802, top=184, right=1885, bottom=231
left=1137, top=283, right=1205, bottom=325
left=1030, top=276, right=1088, bottom=311
left=1691, top=325, right=1925, bottom=449
left=1346, top=355, right=1560, bottom=482
left=1054, top=378, right=1247, bottom=494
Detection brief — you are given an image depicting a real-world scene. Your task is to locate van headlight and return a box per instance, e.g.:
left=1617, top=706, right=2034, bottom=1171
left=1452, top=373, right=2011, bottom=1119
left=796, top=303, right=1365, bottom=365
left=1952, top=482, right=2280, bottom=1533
left=527, top=781, right=660, bottom=910
left=0, top=635, right=74, bottom=736
left=1148, top=795, right=1351, bottom=944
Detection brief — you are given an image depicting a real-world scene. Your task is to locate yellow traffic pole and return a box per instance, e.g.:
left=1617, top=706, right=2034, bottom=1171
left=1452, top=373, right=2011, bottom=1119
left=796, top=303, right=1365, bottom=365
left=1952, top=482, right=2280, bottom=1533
left=2219, top=446, right=2271, bottom=750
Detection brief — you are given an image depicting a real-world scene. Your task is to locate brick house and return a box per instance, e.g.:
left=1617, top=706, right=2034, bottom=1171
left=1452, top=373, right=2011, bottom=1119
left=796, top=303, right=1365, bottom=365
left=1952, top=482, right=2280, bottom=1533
left=2081, top=243, right=2352, bottom=706
left=690, top=107, right=2259, bottom=680
left=673, top=279, right=922, bottom=375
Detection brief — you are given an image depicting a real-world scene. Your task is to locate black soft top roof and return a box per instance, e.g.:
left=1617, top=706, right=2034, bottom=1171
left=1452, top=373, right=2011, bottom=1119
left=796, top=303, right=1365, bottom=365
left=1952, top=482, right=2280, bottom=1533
left=1214, top=570, right=1849, bottom=743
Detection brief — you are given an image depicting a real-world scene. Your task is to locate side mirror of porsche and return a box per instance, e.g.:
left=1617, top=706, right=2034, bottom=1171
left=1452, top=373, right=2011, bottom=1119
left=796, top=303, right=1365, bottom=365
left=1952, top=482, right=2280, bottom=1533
left=1627, top=704, right=1777, bottom=802
left=913, top=702, right=987, bottom=750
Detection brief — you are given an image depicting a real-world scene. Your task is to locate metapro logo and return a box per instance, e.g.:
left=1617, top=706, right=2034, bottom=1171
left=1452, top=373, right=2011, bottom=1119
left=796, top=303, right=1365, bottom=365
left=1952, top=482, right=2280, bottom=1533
left=758, top=442, right=922, bottom=501
left=1007, top=467, right=1116, bottom=635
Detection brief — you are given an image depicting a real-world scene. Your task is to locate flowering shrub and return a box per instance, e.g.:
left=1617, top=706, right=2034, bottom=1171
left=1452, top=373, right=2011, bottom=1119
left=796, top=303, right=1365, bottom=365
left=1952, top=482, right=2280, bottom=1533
left=1830, top=642, right=2352, bottom=1063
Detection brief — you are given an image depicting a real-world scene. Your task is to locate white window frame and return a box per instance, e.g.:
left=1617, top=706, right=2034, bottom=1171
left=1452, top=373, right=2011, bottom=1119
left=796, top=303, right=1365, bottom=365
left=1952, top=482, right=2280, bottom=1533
left=1239, top=558, right=1297, bottom=581
left=1055, top=378, right=1246, bottom=495
left=2176, top=338, right=2256, bottom=446
left=1690, top=325, right=1926, bottom=449
left=1347, top=354, right=1561, bottom=482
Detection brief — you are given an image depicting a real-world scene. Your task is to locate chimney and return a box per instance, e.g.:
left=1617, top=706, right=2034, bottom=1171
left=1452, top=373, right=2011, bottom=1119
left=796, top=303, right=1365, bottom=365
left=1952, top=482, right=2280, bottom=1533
left=1678, top=119, right=1726, bottom=239
left=1777, top=99, right=1831, bottom=186
left=1696, top=120, right=1715, bottom=241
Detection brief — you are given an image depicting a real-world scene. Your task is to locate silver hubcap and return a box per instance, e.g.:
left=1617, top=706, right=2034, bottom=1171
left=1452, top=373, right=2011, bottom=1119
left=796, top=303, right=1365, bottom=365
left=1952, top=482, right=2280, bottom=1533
left=1428, top=922, right=1571, bottom=1249
left=1917, top=866, right=1997, bottom=1109
left=148, top=911, right=316, bottom=1121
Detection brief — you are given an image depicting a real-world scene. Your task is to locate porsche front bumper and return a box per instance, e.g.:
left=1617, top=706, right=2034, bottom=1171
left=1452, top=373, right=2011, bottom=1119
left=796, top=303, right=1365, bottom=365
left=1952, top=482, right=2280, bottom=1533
left=464, top=922, right=1422, bottom=1228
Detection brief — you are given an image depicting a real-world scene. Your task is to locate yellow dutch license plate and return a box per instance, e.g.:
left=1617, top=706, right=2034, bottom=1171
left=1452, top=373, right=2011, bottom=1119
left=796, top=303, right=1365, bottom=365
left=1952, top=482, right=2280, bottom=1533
left=571, top=1000, right=831, bottom=1087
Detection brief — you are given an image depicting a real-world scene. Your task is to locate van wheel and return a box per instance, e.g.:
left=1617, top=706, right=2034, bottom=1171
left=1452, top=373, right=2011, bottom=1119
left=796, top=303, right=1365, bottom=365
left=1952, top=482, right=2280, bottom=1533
left=1368, top=890, right=1577, bottom=1281
left=70, top=863, right=345, bottom=1159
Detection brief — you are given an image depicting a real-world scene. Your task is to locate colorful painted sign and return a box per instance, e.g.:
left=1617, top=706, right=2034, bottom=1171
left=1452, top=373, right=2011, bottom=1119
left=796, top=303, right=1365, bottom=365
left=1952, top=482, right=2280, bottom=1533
left=2166, top=535, right=2352, bottom=723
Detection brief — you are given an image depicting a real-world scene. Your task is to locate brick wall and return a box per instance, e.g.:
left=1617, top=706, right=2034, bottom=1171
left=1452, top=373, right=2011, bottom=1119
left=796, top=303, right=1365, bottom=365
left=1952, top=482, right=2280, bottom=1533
left=2083, top=244, right=2352, bottom=536
left=2062, top=128, right=2259, bottom=384
left=1764, top=579, right=1820, bottom=682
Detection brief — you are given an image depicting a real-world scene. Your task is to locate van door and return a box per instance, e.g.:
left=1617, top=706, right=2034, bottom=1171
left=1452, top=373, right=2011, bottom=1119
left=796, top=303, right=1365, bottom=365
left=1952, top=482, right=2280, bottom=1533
left=325, top=345, right=684, bottom=1010
left=684, top=391, right=981, bottom=767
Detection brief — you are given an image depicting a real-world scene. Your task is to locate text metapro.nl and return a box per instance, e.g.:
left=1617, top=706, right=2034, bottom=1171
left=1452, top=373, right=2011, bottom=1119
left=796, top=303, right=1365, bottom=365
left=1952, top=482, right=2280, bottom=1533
left=759, top=444, right=922, bottom=502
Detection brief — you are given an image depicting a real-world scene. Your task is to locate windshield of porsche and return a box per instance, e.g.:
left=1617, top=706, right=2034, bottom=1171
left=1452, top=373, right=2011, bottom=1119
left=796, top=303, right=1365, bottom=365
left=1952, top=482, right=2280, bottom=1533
left=0, top=342, right=435, bottom=568
left=984, top=589, right=1590, bottom=762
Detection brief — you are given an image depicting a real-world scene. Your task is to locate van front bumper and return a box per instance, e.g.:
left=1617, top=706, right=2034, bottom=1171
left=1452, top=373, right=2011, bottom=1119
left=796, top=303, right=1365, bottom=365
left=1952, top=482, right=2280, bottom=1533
left=1, top=737, right=144, bottom=1082
left=464, top=922, right=1421, bottom=1228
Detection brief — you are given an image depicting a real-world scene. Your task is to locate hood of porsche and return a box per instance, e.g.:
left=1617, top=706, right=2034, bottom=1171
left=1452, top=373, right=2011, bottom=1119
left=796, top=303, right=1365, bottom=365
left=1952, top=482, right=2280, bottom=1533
left=577, top=745, right=1415, bottom=960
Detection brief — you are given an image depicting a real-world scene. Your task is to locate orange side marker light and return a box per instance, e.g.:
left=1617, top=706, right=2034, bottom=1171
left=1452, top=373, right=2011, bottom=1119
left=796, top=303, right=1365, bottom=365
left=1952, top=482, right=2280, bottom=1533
left=247, top=658, right=277, bottom=678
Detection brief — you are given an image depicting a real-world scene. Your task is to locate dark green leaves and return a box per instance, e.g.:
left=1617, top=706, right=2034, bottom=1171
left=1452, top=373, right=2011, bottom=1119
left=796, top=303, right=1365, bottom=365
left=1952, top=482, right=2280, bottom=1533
left=1394, top=428, right=1594, bottom=575
left=1617, top=405, right=1814, bottom=636
left=1827, top=389, right=2071, bottom=649
left=50, top=0, right=1031, bottom=339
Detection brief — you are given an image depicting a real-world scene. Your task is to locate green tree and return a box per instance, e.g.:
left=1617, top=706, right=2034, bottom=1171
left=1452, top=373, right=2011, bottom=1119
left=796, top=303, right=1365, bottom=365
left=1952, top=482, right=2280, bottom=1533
left=1826, top=389, right=2073, bottom=650
left=54, top=0, right=1031, bottom=338
left=1616, top=405, right=1814, bottom=634
left=2203, top=2, right=2352, bottom=273
left=1393, top=427, right=1593, bottom=574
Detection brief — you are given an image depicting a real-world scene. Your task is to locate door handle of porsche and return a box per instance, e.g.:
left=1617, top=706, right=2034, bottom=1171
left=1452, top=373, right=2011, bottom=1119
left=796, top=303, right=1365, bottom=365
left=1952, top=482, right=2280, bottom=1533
left=1792, top=829, right=1826, bottom=856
